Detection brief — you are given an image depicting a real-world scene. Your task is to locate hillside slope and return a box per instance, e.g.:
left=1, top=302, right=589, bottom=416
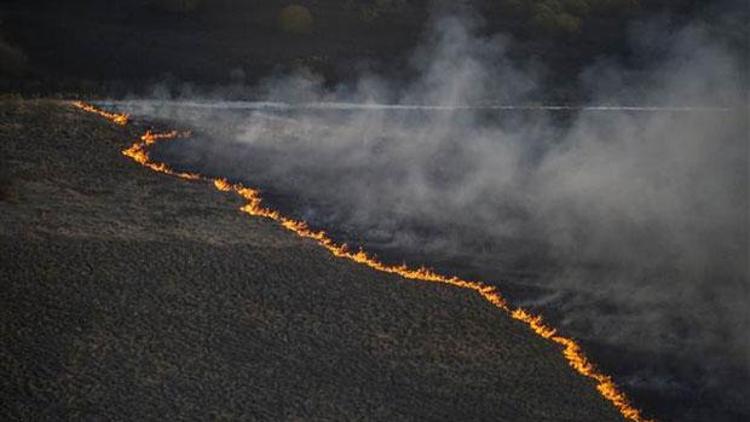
left=0, top=100, right=624, bottom=420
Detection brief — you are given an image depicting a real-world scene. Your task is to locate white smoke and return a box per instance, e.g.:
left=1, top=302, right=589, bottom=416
left=102, top=7, right=748, bottom=421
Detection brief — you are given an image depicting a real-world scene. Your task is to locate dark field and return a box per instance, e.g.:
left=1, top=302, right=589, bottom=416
left=0, top=100, right=628, bottom=420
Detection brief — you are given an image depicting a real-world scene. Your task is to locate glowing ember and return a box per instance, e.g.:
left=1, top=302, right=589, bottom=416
left=75, top=101, right=655, bottom=422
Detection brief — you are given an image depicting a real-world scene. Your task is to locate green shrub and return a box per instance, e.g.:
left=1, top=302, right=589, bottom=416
left=279, top=5, right=314, bottom=34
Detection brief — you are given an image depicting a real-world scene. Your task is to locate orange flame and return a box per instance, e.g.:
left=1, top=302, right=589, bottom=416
left=121, top=130, right=200, bottom=180
left=75, top=101, right=655, bottom=422
left=72, top=101, right=130, bottom=126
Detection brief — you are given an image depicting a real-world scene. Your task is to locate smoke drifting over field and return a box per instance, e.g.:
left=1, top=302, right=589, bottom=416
left=106, top=6, right=748, bottom=421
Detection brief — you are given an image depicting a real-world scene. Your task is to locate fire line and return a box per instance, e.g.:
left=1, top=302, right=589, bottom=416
left=72, top=101, right=655, bottom=422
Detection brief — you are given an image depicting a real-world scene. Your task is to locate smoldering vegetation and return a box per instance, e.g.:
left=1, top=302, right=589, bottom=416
left=107, top=7, right=748, bottom=422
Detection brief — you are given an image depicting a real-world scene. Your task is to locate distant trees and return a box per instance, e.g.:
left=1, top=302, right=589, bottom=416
left=355, top=0, right=408, bottom=23
left=501, top=0, right=640, bottom=35
left=278, top=5, right=314, bottom=34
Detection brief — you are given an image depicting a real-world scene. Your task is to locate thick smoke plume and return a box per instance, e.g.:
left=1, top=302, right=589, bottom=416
left=109, top=7, right=748, bottom=421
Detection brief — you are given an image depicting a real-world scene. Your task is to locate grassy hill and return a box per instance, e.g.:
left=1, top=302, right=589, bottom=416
left=0, top=99, right=625, bottom=420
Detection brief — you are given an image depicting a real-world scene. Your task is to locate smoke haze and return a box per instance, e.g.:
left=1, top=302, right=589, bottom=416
left=105, top=6, right=748, bottom=421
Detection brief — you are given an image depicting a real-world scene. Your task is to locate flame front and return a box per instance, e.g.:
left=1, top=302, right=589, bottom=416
left=121, top=130, right=200, bottom=180
left=76, top=101, right=654, bottom=422
left=72, top=101, right=130, bottom=125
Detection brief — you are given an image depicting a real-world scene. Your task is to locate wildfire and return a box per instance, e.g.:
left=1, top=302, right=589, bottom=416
left=72, top=100, right=130, bottom=125
left=121, top=130, right=200, bottom=180
left=75, top=101, right=654, bottom=422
